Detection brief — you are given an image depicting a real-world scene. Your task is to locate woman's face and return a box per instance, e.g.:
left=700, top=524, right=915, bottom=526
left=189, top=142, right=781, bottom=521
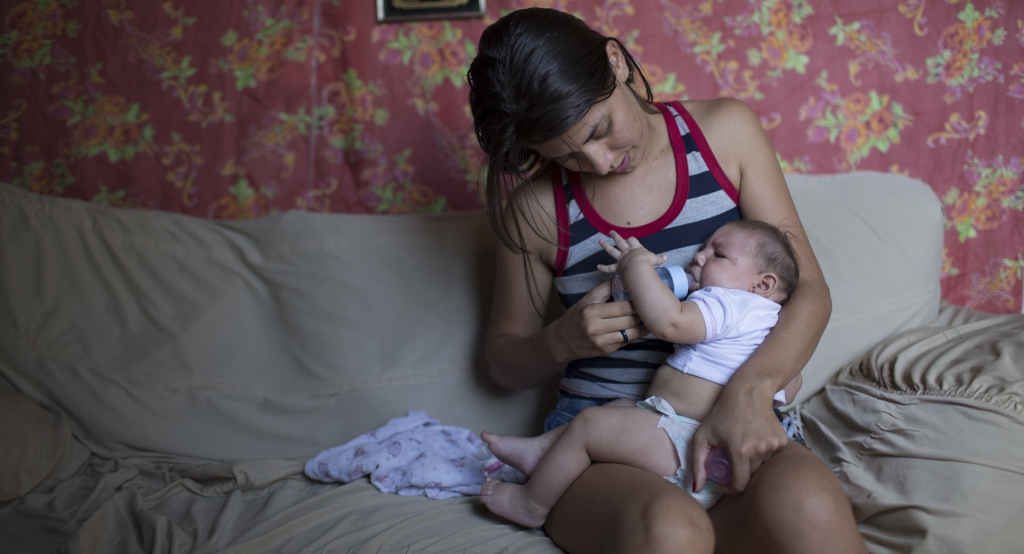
left=529, top=44, right=652, bottom=176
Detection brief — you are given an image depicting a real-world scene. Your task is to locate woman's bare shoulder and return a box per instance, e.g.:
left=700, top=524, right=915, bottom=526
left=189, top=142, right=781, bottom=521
left=682, top=98, right=761, bottom=136
left=502, top=169, right=561, bottom=266
left=682, top=98, right=771, bottom=190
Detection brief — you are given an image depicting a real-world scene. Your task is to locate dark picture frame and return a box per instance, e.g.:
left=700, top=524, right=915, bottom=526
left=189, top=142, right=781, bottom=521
left=375, top=0, right=486, bottom=23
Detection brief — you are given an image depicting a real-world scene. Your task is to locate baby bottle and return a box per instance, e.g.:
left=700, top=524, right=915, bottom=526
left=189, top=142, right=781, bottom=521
left=612, top=265, right=695, bottom=302
left=705, top=447, right=732, bottom=484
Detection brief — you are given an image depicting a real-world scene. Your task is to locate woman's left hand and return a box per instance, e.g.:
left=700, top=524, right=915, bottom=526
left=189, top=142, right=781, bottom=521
left=689, top=382, right=788, bottom=495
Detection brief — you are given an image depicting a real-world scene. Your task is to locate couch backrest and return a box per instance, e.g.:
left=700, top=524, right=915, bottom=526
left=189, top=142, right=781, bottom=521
left=0, top=171, right=942, bottom=461
left=785, top=172, right=943, bottom=403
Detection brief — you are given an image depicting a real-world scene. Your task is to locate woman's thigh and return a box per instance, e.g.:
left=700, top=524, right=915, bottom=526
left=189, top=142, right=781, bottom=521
left=708, top=441, right=867, bottom=554
left=544, top=462, right=715, bottom=554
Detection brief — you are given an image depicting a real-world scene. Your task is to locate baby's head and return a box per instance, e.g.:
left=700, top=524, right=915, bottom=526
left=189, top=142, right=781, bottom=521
left=688, top=220, right=799, bottom=304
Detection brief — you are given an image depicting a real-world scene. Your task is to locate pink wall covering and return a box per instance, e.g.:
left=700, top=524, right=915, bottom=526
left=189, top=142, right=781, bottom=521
left=2, top=0, right=1022, bottom=313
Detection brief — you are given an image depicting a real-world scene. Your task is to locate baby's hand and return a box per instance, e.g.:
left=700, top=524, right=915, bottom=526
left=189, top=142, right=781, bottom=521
left=596, top=230, right=668, bottom=274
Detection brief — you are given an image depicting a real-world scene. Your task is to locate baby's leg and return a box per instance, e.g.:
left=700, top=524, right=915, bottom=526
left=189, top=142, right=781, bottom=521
left=481, top=398, right=636, bottom=476
left=560, top=404, right=681, bottom=476
left=481, top=426, right=564, bottom=477
left=481, top=404, right=679, bottom=528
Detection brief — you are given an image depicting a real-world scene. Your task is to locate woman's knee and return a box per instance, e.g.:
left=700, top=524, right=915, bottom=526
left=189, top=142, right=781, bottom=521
left=546, top=464, right=714, bottom=554
left=638, top=493, right=715, bottom=554
left=772, top=449, right=846, bottom=501
left=746, top=444, right=859, bottom=534
left=710, top=444, right=865, bottom=554
left=772, top=467, right=855, bottom=528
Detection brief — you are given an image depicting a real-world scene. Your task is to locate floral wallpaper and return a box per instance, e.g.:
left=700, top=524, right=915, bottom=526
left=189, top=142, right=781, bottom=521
left=2, top=0, right=1022, bottom=313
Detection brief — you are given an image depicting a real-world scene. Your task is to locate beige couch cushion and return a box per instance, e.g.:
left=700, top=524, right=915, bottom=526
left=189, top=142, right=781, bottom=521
left=0, top=183, right=550, bottom=461
left=798, top=303, right=1024, bottom=553
left=0, top=171, right=939, bottom=461
left=784, top=171, right=943, bottom=405
left=0, top=391, right=89, bottom=501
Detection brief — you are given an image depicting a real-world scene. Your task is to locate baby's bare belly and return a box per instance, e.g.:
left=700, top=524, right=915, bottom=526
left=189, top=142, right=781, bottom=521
left=644, top=364, right=723, bottom=421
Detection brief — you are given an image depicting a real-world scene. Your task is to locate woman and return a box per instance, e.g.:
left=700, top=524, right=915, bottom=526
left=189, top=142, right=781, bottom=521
left=467, top=8, right=866, bottom=554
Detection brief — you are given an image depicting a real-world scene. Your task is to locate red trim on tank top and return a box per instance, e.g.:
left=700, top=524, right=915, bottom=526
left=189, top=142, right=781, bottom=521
left=566, top=103, right=689, bottom=239
left=669, top=101, right=739, bottom=205
left=551, top=166, right=570, bottom=277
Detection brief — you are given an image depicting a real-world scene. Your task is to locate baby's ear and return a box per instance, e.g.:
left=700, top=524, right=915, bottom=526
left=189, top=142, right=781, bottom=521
left=753, top=273, right=779, bottom=300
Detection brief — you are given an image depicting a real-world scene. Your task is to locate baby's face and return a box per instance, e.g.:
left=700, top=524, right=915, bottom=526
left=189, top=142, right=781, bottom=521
left=687, top=225, right=762, bottom=293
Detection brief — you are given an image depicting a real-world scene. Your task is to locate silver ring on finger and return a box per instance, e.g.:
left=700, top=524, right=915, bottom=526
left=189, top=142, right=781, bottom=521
left=619, top=329, right=629, bottom=344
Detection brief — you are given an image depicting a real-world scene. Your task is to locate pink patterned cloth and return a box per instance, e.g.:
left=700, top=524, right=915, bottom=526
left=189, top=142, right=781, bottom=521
left=305, top=411, right=525, bottom=499
left=2, top=1, right=1020, bottom=313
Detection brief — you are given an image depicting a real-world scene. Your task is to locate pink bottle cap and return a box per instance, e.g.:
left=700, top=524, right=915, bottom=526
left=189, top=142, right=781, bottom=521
left=705, top=447, right=732, bottom=484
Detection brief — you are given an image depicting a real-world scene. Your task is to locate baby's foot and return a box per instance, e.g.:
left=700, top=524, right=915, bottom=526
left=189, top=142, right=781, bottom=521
left=480, top=431, right=556, bottom=477
left=480, top=477, right=548, bottom=529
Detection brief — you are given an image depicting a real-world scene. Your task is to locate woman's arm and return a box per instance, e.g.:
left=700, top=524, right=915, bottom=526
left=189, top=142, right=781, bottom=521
left=687, top=98, right=832, bottom=494
left=485, top=183, right=645, bottom=389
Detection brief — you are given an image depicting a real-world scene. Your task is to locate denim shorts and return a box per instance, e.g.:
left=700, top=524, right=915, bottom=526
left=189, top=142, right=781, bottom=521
left=543, top=392, right=617, bottom=432
left=544, top=390, right=805, bottom=445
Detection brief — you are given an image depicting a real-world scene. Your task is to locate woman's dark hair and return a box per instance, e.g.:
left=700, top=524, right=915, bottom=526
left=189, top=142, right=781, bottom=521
left=467, top=8, right=654, bottom=256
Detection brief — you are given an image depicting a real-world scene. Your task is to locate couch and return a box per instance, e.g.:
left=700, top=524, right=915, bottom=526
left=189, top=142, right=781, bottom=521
left=1, top=172, right=1022, bottom=553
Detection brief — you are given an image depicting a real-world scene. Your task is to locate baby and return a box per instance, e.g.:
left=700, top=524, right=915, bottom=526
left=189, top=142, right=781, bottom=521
left=480, top=219, right=801, bottom=528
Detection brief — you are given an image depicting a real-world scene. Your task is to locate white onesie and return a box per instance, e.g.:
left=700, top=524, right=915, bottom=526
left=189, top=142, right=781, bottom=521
left=666, top=287, right=787, bottom=405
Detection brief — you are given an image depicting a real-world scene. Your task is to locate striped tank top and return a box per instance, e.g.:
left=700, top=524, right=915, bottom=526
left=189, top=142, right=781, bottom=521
left=551, top=101, right=741, bottom=400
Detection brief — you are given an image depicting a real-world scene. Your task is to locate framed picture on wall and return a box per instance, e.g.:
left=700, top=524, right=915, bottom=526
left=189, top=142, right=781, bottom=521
left=375, top=0, right=486, bottom=23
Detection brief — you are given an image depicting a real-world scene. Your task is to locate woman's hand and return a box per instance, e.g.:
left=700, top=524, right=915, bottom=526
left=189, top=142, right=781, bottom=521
left=486, top=196, right=654, bottom=388
left=548, top=279, right=647, bottom=361
left=689, top=381, right=788, bottom=495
